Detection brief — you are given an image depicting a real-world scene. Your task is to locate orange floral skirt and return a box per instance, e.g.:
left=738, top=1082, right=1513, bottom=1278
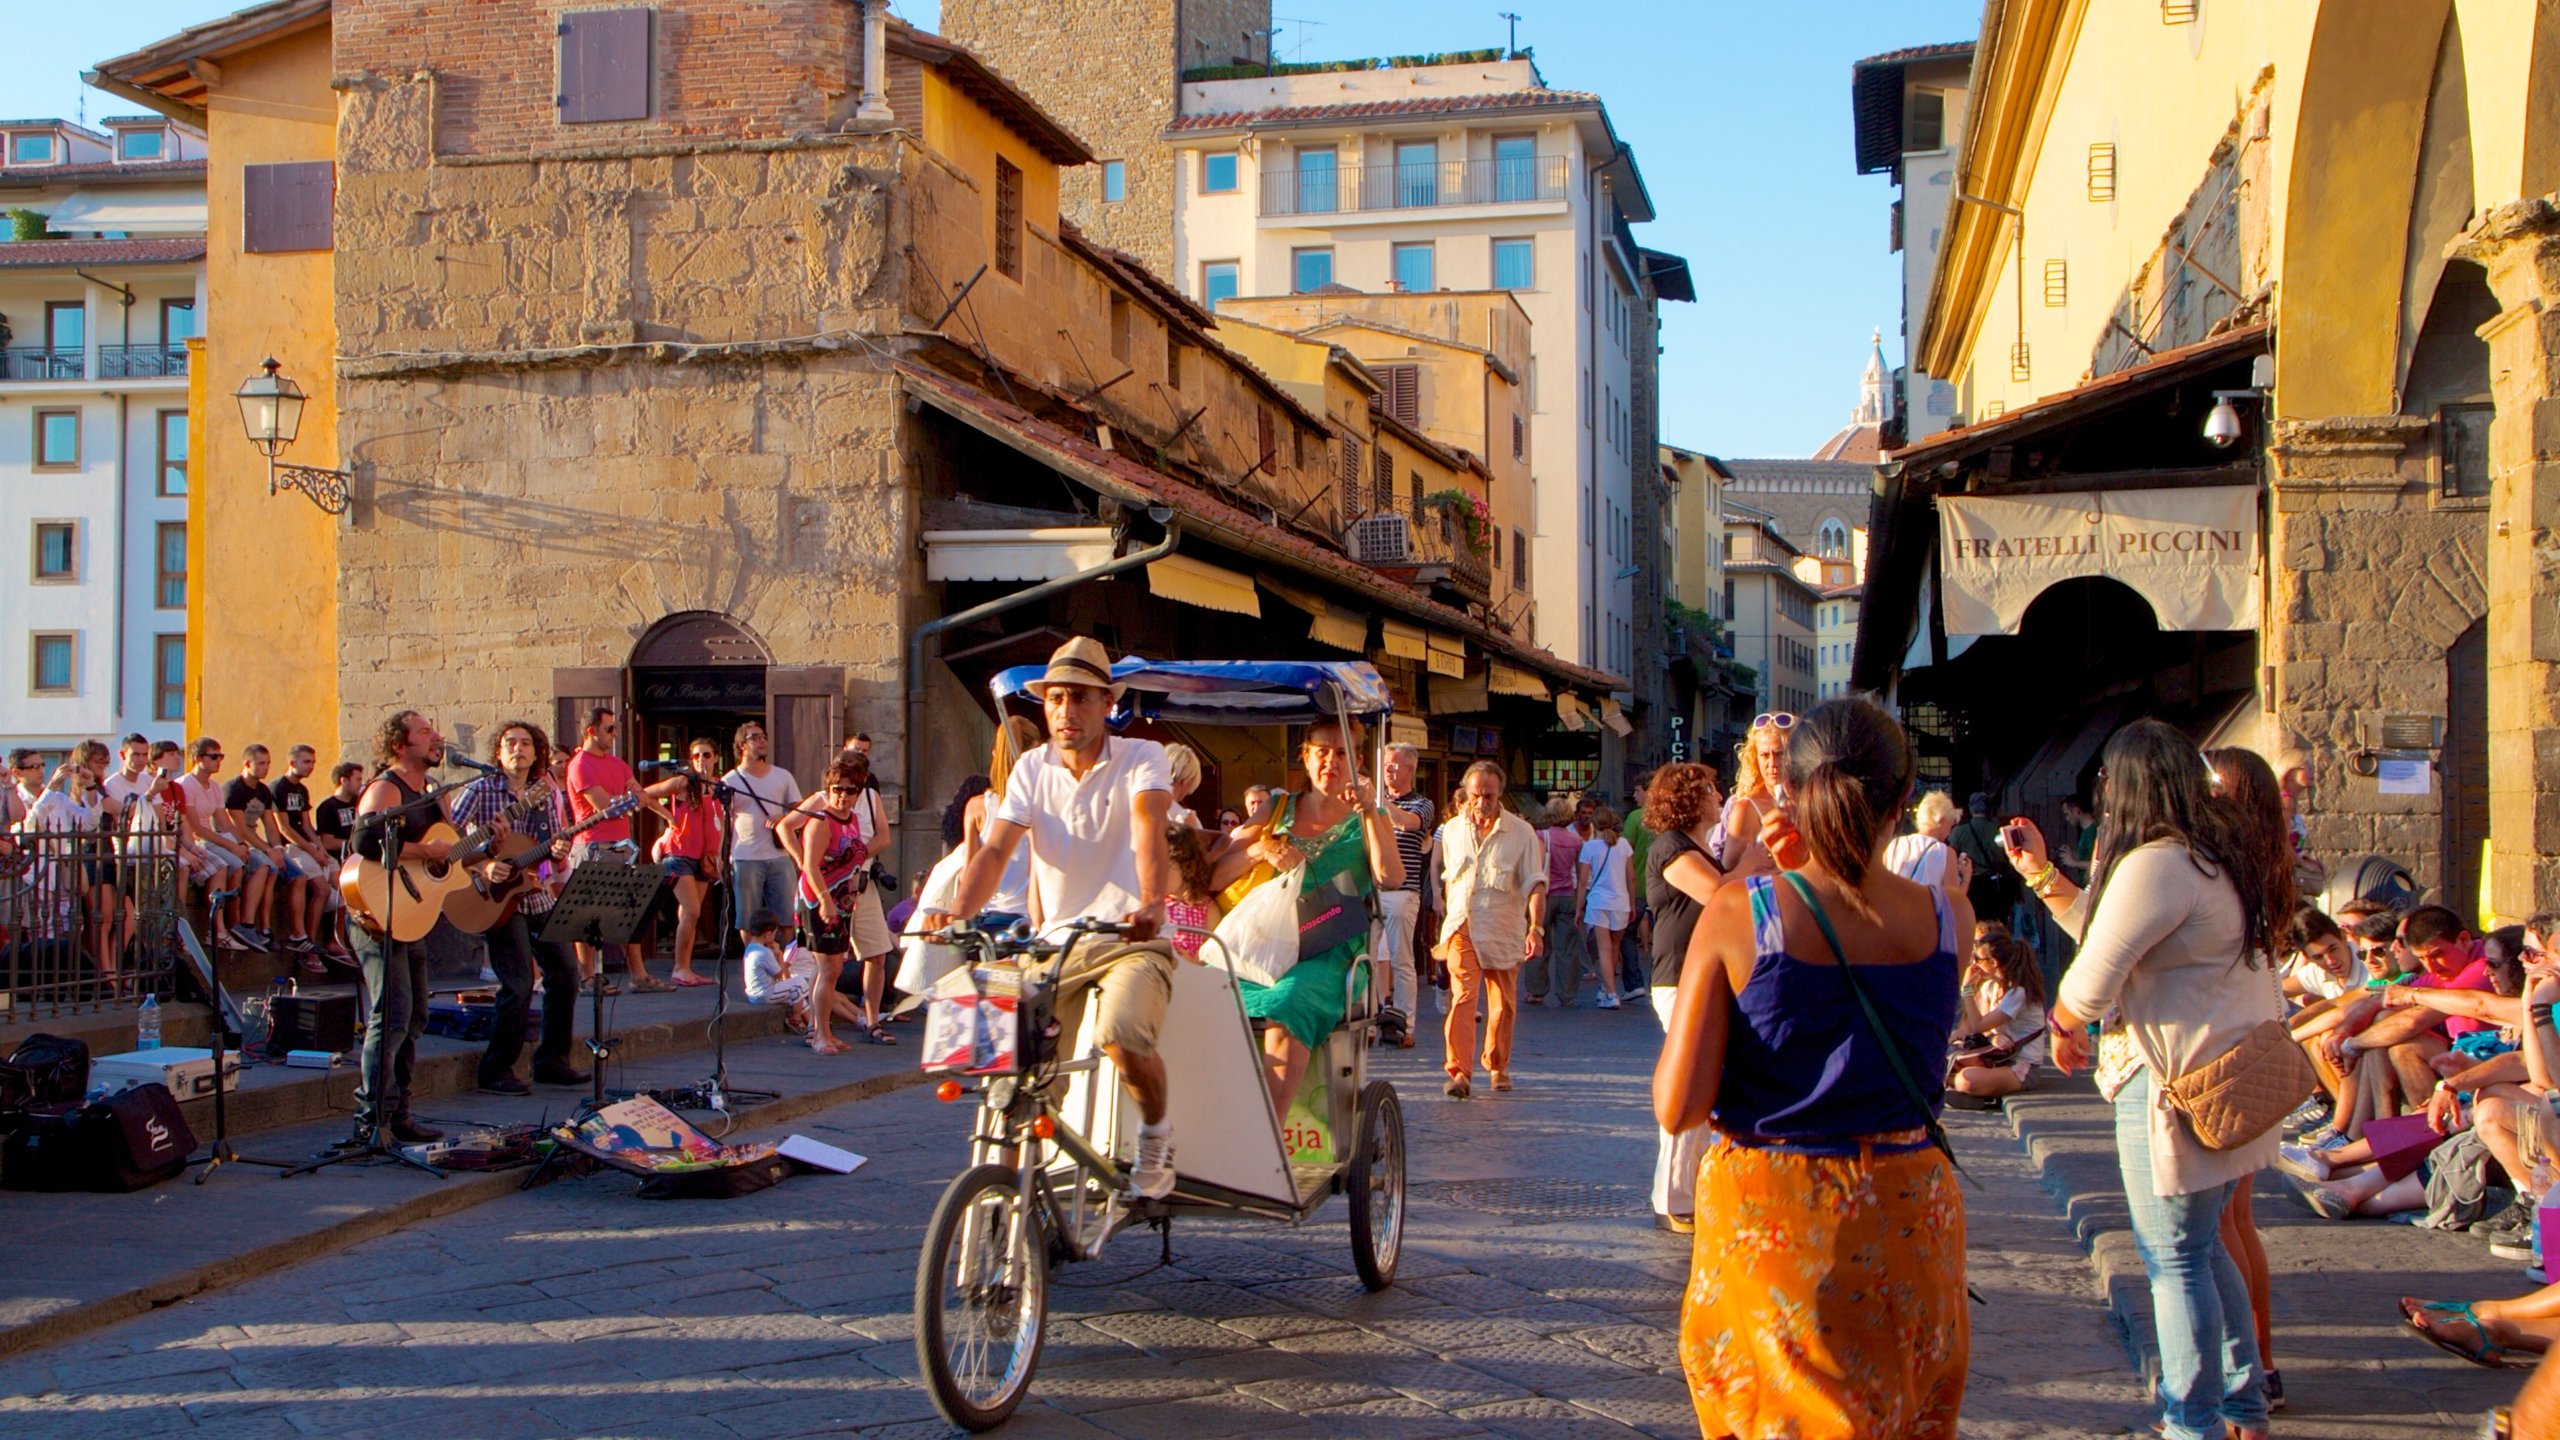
left=1678, top=1129, right=1968, bottom=1440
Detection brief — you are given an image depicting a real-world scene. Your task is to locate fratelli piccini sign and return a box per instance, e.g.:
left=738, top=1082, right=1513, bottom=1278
left=1936, top=485, right=2261, bottom=636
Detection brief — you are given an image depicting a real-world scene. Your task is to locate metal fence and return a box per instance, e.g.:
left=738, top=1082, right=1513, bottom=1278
left=1259, top=155, right=1571, bottom=217
left=99, top=344, right=190, bottom=380
left=0, top=824, right=183, bottom=1022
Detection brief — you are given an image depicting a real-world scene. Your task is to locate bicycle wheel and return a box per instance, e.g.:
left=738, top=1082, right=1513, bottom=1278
left=1348, top=1080, right=1405, bottom=1291
left=915, top=1162, right=1049, bottom=1431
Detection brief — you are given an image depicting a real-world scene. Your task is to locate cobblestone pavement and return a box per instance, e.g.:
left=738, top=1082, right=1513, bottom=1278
left=0, top=1006, right=2152, bottom=1438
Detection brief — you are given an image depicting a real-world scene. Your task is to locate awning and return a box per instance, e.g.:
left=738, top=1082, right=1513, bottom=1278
left=1428, top=671, right=1490, bottom=714
left=1424, top=632, right=1467, bottom=679
left=1386, top=715, right=1431, bottom=751
left=1257, top=572, right=1368, bottom=652
left=1556, top=692, right=1595, bottom=733
left=40, top=186, right=207, bottom=236
left=1380, top=620, right=1429, bottom=662
left=1938, top=485, right=2260, bottom=635
left=1148, top=554, right=1261, bottom=617
left=923, top=527, right=1118, bottom=583
left=1488, top=662, right=1548, bottom=699
left=1599, top=698, right=1633, bottom=737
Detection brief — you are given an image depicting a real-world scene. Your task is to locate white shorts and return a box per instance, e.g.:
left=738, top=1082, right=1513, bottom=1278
left=284, top=848, right=332, bottom=883
left=761, top=979, right=811, bottom=1008
left=1583, top=903, right=1629, bottom=932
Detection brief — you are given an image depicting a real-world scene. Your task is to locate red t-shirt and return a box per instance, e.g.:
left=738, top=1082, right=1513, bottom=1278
left=2409, top=941, right=2496, bottom=1038
left=655, top=795, right=721, bottom=862
left=565, top=750, right=635, bottom=844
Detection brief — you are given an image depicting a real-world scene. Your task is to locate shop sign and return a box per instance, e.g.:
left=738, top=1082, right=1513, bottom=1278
left=1937, top=484, right=2260, bottom=635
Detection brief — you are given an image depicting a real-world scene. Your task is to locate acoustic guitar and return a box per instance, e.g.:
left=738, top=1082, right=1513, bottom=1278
left=340, top=794, right=638, bottom=942
left=440, top=796, right=639, bottom=934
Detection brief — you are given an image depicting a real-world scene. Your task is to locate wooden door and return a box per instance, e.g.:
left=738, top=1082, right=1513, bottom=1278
left=2443, top=619, right=2488, bottom=916
left=766, top=666, right=844, bottom=799
left=552, top=667, right=624, bottom=760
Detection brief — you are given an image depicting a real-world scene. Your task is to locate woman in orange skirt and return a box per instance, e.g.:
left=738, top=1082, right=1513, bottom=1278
left=1655, top=698, right=1970, bottom=1439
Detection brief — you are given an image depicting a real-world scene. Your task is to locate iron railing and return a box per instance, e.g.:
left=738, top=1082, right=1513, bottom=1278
left=99, top=343, right=189, bottom=379
left=1, top=823, right=183, bottom=1021
left=0, top=345, right=82, bottom=380
left=1260, top=154, right=1570, bottom=217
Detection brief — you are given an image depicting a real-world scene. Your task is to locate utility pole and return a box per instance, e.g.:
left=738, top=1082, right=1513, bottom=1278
left=1499, top=11, right=1522, bottom=57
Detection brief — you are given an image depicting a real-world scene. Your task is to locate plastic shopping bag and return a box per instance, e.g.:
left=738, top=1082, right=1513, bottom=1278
left=1206, top=863, right=1304, bottom=987
left=892, top=843, right=975, bottom=995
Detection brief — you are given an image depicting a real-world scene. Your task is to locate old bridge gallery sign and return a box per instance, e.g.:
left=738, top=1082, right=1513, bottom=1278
left=1936, top=485, right=2260, bottom=636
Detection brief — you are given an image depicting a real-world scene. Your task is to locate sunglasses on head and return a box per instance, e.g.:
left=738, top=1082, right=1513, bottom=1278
left=1752, top=713, right=1797, bottom=731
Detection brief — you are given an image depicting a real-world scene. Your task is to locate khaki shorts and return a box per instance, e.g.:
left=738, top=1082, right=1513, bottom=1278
left=1049, top=936, right=1176, bottom=1060
left=848, top=884, right=896, bottom=959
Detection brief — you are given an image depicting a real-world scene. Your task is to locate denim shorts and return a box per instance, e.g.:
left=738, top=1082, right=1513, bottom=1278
left=732, top=856, right=798, bottom=931
left=662, top=855, right=706, bottom=882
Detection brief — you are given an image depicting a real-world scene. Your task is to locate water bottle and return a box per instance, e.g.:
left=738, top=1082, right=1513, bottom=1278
left=136, top=994, right=162, bottom=1050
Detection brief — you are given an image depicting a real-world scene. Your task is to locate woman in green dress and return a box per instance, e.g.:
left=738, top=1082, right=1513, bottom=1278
left=1212, top=718, right=1404, bottom=1121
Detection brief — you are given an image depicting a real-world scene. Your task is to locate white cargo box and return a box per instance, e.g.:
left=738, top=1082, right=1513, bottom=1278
left=91, top=1047, right=240, bottom=1100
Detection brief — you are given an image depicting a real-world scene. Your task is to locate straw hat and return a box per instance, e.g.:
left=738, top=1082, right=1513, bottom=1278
left=1034, top=637, right=1122, bottom=696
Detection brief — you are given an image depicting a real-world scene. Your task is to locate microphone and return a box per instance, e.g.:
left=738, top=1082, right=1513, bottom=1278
left=441, top=752, right=500, bottom=775
left=640, top=760, right=708, bottom=783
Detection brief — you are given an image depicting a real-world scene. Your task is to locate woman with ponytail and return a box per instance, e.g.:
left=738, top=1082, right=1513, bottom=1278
left=1654, top=698, right=1970, bottom=1438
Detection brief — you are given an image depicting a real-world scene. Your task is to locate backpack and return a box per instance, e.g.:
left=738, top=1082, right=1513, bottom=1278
left=0, top=1032, right=91, bottom=1123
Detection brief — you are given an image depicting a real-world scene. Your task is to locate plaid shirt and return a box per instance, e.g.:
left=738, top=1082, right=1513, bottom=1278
left=455, top=773, right=560, bottom=915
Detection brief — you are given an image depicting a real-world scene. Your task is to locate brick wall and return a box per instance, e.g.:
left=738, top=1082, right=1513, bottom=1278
left=334, top=0, right=861, bottom=158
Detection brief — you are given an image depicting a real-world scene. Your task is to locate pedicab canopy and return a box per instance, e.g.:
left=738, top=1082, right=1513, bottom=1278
left=989, top=658, right=1393, bottom=725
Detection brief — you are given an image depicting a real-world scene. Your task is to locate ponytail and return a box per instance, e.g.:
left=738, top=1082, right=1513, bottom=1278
left=1792, top=759, right=1882, bottom=891
left=1777, top=698, right=1916, bottom=916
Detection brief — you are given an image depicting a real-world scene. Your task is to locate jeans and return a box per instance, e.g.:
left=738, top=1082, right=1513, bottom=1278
left=352, top=925, right=429, bottom=1130
left=1519, top=887, right=1578, bottom=1004
left=1377, top=890, right=1420, bottom=1014
left=480, top=910, right=581, bottom=1084
left=731, top=856, right=798, bottom=933
left=2115, top=1069, right=2268, bottom=1438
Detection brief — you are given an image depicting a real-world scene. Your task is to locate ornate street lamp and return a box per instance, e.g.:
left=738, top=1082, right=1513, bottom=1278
left=235, top=357, right=348, bottom=514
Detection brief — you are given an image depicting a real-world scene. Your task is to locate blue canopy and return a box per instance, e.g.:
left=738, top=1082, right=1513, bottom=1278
left=988, top=658, right=1393, bottom=725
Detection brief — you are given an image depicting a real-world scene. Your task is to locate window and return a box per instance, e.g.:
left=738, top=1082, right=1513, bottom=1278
left=1167, top=339, right=1184, bottom=390
left=161, top=298, right=196, bottom=345
left=1394, top=141, right=1438, bottom=208
left=117, top=128, right=165, bottom=162
left=1512, top=414, right=1524, bottom=459
left=558, top=6, right=654, bottom=123
left=1295, top=146, right=1338, bottom=214
left=1200, top=260, right=1238, bottom=310
left=1374, top=364, right=1419, bottom=426
left=46, top=301, right=83, bottom=358
left=1817, top=518, right=1849, bottom=557
left=1391, top=242, right=1434, bottom=294
left=1493, top=527, right=1503, bottom=569
left=1256, top=407, right=1275, bottom=466
left=1493, top=134, right=1538, bottom=202
left=1724, top=579, right=1736, bottom=617
left=1512, top=528, right=1528, bottom=591
left=153, top=635, right=184, bottom=721
left=1337, top=435, right=1363, bottom=523
left=1292, top=427, right=1310, bottom=471
left=9, top=133, right=54, bottom=165
left=1291, top=246, right=1334, bottom=293
left=1201, top=151, right=1239, bottom=195
left=1903, top=89, right=1947, bottom=154
left=1373, top=444, right=1393, bottom=510
left=1492, top=237, right=1534, bottom=291
left=30, top=633, right=74, bottom=694
left=1108, top=292, right=1133, bottom=362
left=242, top=161, right=335, bottom=253
left=1100, top=160, right=1126, bottom=203
left=33, top=521, right=75, bottom=582
left=156, top=522, right=186, bottom=609
left=993, top=156, right=1024, bottom=279
left=34, top=409, right=78, bottom=469
left=157, top=411, right=187, bottom=496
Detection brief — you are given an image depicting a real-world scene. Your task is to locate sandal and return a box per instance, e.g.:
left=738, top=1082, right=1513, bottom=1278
left=866, top=1025, right=899, bottom=1045
left=626, top=977, right=676, bottom=993
left=2405, top=1300, right=2531, bottom=1369
left=808, top=1037, right=849, bottom=1055
left=671, top=973, right=714, bottom=988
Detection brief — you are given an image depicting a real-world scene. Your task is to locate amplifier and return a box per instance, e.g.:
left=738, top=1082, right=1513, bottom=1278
left=271, top=993, right=358, bottom=1055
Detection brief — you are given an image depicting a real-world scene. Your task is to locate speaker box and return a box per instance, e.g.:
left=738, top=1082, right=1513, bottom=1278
left=271, top=993, right=358, bottom=1054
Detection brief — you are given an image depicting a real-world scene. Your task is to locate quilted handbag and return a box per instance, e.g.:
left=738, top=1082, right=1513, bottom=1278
left=2160, top=1018, right=2317, bottom=1150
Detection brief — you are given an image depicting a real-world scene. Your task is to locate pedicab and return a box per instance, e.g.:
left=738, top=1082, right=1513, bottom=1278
left=910, top=659, right=1408, bottom=1431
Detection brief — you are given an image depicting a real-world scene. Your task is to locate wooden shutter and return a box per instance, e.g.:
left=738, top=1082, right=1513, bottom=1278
left=1337, top=434, right=1361, bottom=522
left=558, top=6, right=654, bottom=124
left=1373, top=443, right=1393, bottom=509
left=552, top=667, right=624, bottom=761
left=765, top=665, right=844, bottom=803
left=1378, top=364, right=1419, bottom=426
left=242, top=161, right=334, bottom=254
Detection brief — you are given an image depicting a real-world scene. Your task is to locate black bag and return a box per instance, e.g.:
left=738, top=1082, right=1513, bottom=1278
left=2, top=1083, right=194, bottom=1192
left=0, top=1032, right=91, bottom=1121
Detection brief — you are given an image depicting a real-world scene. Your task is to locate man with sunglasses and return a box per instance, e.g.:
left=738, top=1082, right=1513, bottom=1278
left=720, top=721, right=800, bottom=952
left=177, top=738, right=254, bottom=950
left=2296, top=904, right=2496, bottom=1142
left=5, top=748, right=44, bottom=829
left=565, top=706, right=675, bottom=992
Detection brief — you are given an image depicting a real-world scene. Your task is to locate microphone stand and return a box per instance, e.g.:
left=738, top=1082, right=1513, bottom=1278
left=285, top=780, right=454, bottom=1180
left=637, top=765, right=776, bottom=1114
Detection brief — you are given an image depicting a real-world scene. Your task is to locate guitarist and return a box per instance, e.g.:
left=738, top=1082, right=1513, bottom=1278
left=452, top=721, right=587, bottom=1094
left=350, top=709, right=467, bottom=1145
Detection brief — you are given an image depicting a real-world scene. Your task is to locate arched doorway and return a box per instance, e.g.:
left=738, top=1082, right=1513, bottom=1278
left=627, top=612, right=772, bottom=769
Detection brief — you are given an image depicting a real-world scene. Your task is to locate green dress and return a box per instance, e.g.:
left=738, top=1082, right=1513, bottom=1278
left=1237, top=793, right=1374, bottom=1049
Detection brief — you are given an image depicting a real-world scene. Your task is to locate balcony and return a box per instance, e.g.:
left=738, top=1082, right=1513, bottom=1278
left=100, top=344, right=189, bottom=379
left=1, top=346, right=81, bottom=380
left=1345, top=496, right=1491, bottom=600
left=1260, top=155, right=1570, bottom=219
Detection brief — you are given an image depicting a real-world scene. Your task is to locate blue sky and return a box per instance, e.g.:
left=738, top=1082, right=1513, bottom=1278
left=20, top=0, right=1984, bottom=456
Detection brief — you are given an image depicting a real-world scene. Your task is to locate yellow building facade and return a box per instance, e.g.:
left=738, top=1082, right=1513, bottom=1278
left=1879, top=0, right=2560, bottom=915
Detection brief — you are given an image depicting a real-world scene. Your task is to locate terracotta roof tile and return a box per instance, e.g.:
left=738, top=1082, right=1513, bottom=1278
left=1169, top=89, right=1598, bottom=133
left=0, top=159, right=206, bottom=188
left=0, top=237, right=205, bottom=267
left=1852, top=41, right=1975, bottom=69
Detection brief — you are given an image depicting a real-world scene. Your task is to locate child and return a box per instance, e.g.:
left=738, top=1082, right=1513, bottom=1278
left=1576, top=808, right=1634, bottom=1009
left=1163, top=822, right=1222, bottom=961
left=742, top=910, right=861, bottom=1050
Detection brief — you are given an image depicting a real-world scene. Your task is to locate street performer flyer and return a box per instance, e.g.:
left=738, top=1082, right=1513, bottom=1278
left=566, top=1096, right=778, bottom=1173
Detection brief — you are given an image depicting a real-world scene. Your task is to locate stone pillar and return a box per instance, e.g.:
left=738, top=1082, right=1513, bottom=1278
left=2453, top=196, right=2560, bottom=919
left=855, top=0, right=893, bottom=123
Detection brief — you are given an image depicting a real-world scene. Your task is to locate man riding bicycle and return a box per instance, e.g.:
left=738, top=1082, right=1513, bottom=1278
left=922, top=638, right=1181, bottom=1199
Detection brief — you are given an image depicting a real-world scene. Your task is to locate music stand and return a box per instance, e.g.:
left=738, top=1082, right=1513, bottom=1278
left=538, top=857, right=666, bottom=1115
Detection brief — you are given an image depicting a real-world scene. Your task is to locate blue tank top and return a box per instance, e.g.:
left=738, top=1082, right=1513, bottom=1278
left=1711, top=875, right=1962, bottom=1141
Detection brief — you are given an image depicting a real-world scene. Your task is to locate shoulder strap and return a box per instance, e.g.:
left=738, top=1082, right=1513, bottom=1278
left=1777, top=870, right=1974, bottom=1187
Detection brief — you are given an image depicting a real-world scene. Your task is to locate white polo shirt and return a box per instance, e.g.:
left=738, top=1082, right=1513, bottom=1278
left=990, top=736, right=1170, bottom=930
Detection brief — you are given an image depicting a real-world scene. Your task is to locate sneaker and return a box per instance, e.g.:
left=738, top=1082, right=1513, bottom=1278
left=2310, top=1129, right=2352, bottom=1152
left=2299, top=1123, right=2342, bottom=1148
left=2300, top=1183, right=2356, bottom=1219
left=2284, top=1097, right=2332, bottom=1133
left=2275, top=1143, right=2332, bottom=1184
left=233, top=927, right=270, bottom=953
left=1130, top=1124, right=1176, bottom=1201
left=1595, top=992, right=1621, bottom=1010
left=476, top=1075, right=531, bottom=1096
left=2490, top=1234, right=2537, bottom=1261
left=2264, top=1368, right=2285, bottom=1412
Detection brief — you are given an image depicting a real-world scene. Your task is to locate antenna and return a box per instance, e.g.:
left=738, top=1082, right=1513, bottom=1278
left=1498, top=11, right=1523, bottom=56
left=1275, top=16, right=1324, bottom=64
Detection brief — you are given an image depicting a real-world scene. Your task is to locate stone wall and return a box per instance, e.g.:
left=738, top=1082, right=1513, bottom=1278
left=2268, top=415, right=2484, bottom=892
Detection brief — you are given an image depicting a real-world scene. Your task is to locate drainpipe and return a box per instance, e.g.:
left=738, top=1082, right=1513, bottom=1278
left=900, top=513, right=1180, bottom=862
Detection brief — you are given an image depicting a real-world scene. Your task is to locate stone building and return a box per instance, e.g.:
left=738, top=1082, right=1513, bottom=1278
left=1852, top=1, right=2560, bottom=919
left=104, top=0, right=1619, bottom=874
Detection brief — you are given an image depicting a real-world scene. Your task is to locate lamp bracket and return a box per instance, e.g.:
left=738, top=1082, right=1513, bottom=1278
left=270, top=459, right=350, bottom=516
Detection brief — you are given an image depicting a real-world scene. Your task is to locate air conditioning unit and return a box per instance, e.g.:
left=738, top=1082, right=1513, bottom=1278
left=1347, top=514, right=1414, bottom=565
